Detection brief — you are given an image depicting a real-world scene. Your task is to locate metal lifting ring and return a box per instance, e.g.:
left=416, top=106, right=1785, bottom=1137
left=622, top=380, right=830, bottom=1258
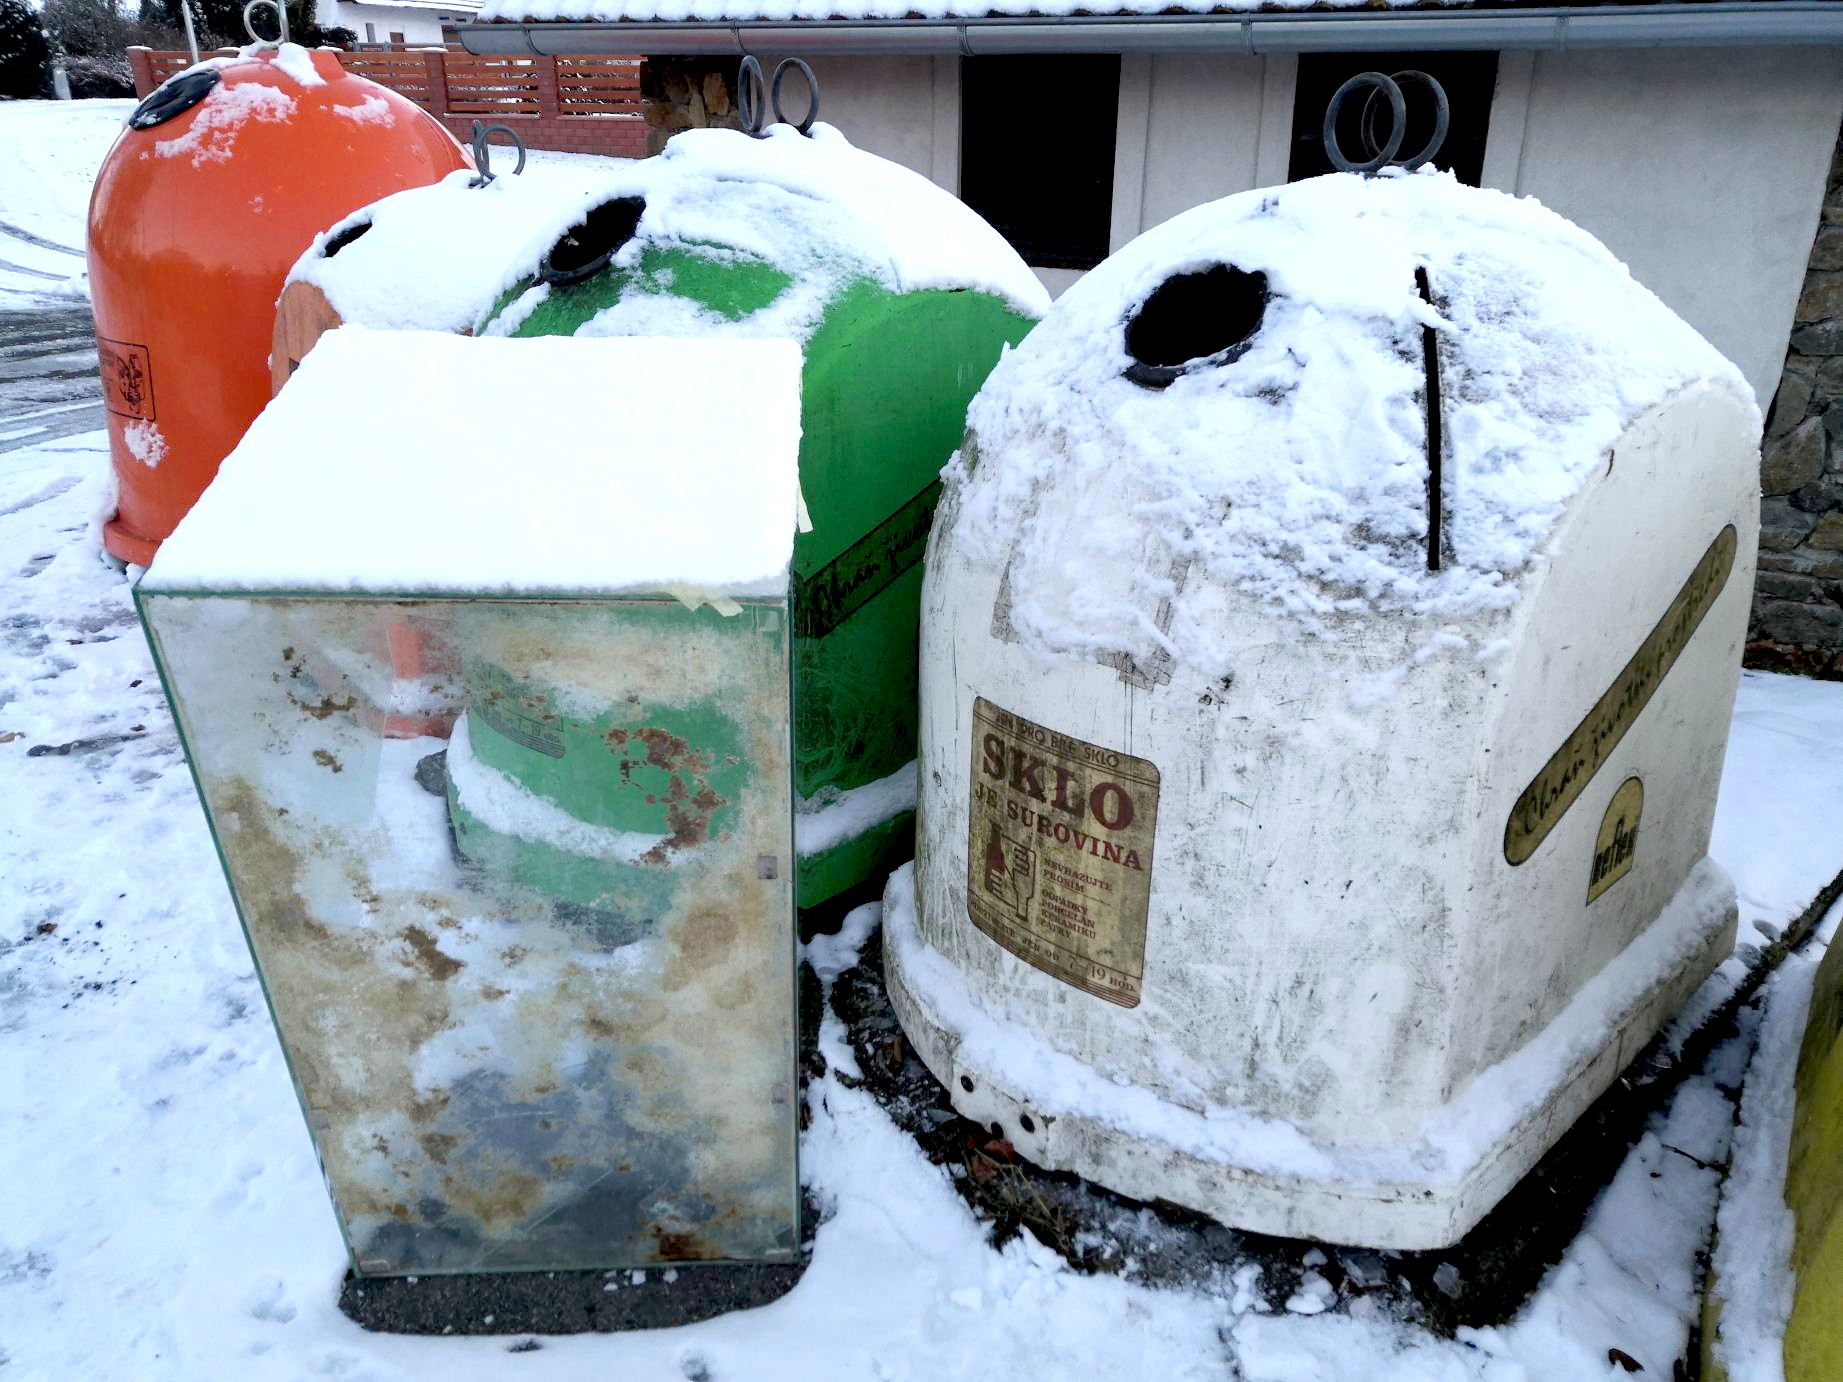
left=737, top=55, right=768, bottom=137
left=1324, top=72, right=1404, bottom=175
left=241, top=0, right=288, bottom=46
left=737, top=56, right=823, bottom=138
left=468, top=121, right=527, bottom=188
left=770, top=58, right=820, bottom=135
left=1371, top=71, right=1450, bottom=172
left=1324, top=70, right=1451, bottom=175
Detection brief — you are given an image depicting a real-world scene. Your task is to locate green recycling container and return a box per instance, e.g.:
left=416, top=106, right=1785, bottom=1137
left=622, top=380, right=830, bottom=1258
left=444, top=603, right=752, bottom=945
left=475, top=123, right=1047, bottom=908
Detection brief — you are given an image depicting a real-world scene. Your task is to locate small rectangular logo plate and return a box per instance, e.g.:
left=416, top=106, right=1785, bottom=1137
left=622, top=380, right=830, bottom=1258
left=1587, top=777, right=1643, bottom=904
left=98, top=337, right=155, bottom=421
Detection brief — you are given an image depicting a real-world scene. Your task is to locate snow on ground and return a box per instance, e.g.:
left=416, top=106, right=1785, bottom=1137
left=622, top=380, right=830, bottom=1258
left=0, top=100, right=132, bottom=306
left=1704, top=907, right=1840, bottom=1382
left=3, top=429, right=1841, bottom=1380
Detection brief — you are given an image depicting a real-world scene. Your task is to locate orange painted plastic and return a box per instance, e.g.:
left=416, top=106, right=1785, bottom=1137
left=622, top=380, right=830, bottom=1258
left=298, top=612, right=459, bottom=740
left=88, top=49, right=471, bottom=565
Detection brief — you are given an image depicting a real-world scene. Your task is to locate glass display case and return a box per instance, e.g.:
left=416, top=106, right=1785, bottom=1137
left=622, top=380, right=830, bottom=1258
left=138, top=588, right=798, bottom=1275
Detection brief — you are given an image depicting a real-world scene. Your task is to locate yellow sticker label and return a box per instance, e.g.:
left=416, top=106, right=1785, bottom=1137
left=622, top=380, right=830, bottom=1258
left=966, top=697, right=1159, bottom=1009
left=1505, top=525, right=1735, bottom=866
left=1588, top=777, right=1643, bottom=903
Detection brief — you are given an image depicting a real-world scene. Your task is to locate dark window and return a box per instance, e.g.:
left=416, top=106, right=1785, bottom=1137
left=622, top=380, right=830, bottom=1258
left=961, top=56, right=1120, bottom=271
left=1288, top=52, right=1499, bottom=187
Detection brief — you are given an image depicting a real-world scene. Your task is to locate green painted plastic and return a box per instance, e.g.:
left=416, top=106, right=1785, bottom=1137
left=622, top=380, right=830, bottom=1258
left=483, top=232, right=1035, bottom=907
left=795, top=809, right=916, bottom=916
left=445, top=602, right=757, bottom=925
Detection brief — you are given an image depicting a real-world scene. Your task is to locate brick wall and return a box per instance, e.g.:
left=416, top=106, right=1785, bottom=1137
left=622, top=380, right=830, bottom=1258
left=434, top=111, right=647, bottom=160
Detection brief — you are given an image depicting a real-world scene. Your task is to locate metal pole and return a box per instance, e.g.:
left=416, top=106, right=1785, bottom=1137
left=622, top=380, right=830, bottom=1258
left=180, top=0, right=201, bottom=64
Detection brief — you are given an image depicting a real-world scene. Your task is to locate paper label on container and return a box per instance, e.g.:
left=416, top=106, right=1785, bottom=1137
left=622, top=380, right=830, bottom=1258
left=965, top=696, right=1159, bottom=1009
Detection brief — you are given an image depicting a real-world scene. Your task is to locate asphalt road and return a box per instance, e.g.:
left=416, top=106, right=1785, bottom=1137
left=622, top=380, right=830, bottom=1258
left=0, top=305, right=104, bottom=454
left=0, top=209, right=103, bottom=455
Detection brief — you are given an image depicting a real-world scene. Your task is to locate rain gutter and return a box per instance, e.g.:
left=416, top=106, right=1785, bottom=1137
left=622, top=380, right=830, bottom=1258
left=457, top=2, right=1843, bottom=56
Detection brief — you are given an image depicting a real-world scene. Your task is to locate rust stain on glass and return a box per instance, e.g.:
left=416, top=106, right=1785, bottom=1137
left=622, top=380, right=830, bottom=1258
left=138, top=594, right=798, bottom=1275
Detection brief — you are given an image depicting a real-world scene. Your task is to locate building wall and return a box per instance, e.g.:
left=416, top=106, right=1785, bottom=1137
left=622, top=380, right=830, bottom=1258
left=787, top=55, right=950, bottom=192
left=322, top=3, right=447, bottom=45
left=1117, top=51, right=1285, bottom=246
left=661, top=46, right=1843, bottom=662
left=1497, top=46, right=1843, bottom=410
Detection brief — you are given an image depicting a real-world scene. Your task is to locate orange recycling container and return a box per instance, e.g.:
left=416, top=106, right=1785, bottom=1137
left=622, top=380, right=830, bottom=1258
left=88, top=46, right=471, bottom=565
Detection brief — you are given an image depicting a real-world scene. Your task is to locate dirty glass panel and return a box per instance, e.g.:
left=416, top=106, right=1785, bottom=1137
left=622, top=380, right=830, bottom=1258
left=139, top=594, right=797, bottom=1275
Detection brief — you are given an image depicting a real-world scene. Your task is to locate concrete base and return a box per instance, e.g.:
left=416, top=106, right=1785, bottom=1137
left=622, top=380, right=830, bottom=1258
left=885, top=861, right=1737, bottom=1251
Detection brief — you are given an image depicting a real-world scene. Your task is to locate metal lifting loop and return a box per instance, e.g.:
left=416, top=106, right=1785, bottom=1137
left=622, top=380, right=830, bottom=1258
left=1324, top=73, right=1404, bottom=175
left=771, top=58, right=820, bottom=136
left=1324, top=71, right=1450, bottom=176
left=736, top=55, right=822, bottom=138
left=241, top=0, right=288, bottom=46
left=1374, top=71, right=1450, bottom=172
left=736, top=55, right=768, bottom=137
left=468, top=121, right=527, bottom=188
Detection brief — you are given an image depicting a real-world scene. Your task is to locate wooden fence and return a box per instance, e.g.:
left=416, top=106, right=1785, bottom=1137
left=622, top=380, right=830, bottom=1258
left=126, top=47, right=647, bottom=159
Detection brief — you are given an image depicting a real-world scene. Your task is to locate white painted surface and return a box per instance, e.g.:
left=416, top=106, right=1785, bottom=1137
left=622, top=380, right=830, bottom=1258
left=770, top=54, right=942, bottom=187
left=1032, top=266, right=1081, bottom=298
left=895, top=169, right=1762, bottom=1245
left=1504, top=45, right=1843, bottom=408
left=321, top=1, right=467, bottom=45
left=1137, top=53, right=1269, bottom=235
left=928, top=54, right=959, bottom=193
left=887, top=857, right=1735, bottom=1248
left=905, top=377, right=1758, bottom=1245
left=1108, top=55, right=1151, bottom=253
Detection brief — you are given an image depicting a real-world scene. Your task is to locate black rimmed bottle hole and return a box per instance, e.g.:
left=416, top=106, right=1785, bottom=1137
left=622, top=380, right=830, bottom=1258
left=1123, top=264, right=1269, bottom=390
left=322, top=220, right=373, bottom=259
left=129, top=68, right=221, bottom=130
left=537, top=197, right=645, bottom=288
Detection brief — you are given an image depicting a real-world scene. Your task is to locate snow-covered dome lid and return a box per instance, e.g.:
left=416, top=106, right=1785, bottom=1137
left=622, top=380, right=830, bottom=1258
left=487, top=122, right=1050, bottom=341
left=287, top=169, right=595, bottom=335
left=944, top=169, right=1754, bottom=667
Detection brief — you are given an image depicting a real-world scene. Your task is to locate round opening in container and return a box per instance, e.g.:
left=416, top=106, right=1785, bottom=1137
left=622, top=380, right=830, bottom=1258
left=1123, top=265, right=1268, bottom=390
left=537, top=197, right=646, bottom=288
left=322, top=219, right=373, bottom=259
left=129, top=68, right=221, bottom=130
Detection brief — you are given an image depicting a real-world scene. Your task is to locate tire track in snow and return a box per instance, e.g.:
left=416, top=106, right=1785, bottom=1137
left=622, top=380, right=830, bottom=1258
left=0, top=220, right=84, bottom=258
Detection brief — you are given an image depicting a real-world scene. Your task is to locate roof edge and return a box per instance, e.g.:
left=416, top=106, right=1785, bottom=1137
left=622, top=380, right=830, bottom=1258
left=457, top=3, right=1843, bottom=57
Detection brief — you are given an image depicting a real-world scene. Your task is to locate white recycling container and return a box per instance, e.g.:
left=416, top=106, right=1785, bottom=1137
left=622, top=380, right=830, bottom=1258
left=886, top=170, right=1761, bottom=1250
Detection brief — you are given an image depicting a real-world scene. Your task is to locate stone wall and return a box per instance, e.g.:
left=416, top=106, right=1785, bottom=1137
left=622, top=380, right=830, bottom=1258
left=1755, top=130, right=1843, bottom=679
left=640, top=57, right=741, bottom=156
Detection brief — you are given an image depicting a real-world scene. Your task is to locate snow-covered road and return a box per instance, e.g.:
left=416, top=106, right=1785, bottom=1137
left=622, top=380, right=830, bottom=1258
left=0, top=99, right=128, bottom=308
left=0, top=101, right=131, bottom=453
